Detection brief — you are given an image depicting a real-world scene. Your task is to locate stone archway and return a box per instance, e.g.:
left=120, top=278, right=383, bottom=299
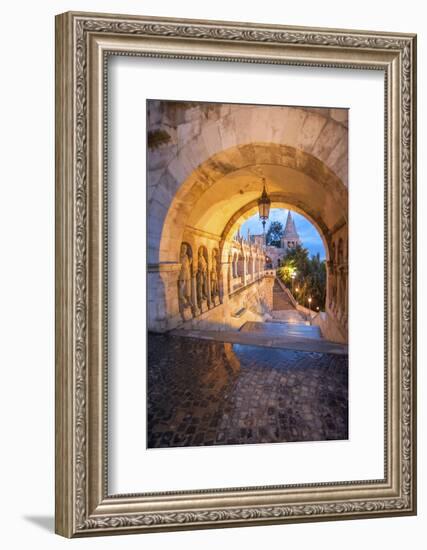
left=148, top=102, right=348, bottom=264
left=147, top=103, right=348, bottom=337
left=152, top=143, right=347, bottom=265
left=148, top=143, right=348, bottom=337
left=220, top=196, right=332, bottom=262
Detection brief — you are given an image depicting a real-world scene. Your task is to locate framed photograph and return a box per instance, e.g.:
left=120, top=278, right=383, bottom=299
left=55, top=11, right=417, bottom=537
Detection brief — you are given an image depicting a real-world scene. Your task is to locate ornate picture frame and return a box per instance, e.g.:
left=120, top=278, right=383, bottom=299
left=55, top=11, right=416, bottom=537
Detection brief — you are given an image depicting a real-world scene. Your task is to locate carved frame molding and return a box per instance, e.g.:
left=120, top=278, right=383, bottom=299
left=55, top=11, right=416, bottom=537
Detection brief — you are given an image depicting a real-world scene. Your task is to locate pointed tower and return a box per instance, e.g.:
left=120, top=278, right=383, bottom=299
left=281, top=210, right=301, bottom=250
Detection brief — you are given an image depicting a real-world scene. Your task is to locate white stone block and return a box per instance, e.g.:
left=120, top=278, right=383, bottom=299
left=311, top=120, right=347, bottom=164
left=274, top=107, right=307, bottom=148
left=201, top=122, right=223, bottom=157
left=295, top=111, right=328, bottom=153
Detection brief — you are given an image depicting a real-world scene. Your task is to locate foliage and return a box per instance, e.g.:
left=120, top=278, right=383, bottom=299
left=266, top=221, right=284, bottom=247
left=277, top=260, right=297, bottom=284
left=277, top=244, right=326, bottom=310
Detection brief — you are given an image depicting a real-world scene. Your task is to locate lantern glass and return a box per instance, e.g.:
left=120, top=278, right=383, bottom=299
left=258, top=181, right=271, bottom=222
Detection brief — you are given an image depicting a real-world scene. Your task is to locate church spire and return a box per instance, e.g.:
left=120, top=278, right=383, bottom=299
left=284, top=211, right=299, bottom=239
left=281, top=210, right=301, bottom=250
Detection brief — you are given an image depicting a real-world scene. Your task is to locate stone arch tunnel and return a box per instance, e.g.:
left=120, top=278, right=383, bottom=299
left=147, top=101, right=348, bottom=342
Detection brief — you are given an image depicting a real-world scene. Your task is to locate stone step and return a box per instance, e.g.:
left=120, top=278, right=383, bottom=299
left=272, top=309, right=307, bottom=323
left=272, top=279, right=297, bottom=312
left=169, top=326, right=348, bottom=356
left=232, top=307, right=246, bottom=319
left=241, top=321, right=321, bottom=340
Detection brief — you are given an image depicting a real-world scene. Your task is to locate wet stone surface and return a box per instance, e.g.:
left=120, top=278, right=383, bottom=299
left=147, top=334, right=348, bottom=448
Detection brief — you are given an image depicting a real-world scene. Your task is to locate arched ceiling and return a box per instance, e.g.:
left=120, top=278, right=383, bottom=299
left=186, top=164, right=346, bottom=240
left=156, top=143, right=348, bottom=264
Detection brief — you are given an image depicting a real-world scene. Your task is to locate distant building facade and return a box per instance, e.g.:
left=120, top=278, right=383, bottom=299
left=281, top=211, right=301, bottom=250
left=250, top=211, right=302, bottom=267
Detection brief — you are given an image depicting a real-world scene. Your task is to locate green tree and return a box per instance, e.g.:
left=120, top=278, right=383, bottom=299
left=266, top=221, right=284, bottom=247
left=277, top=245, right=326, bottom=310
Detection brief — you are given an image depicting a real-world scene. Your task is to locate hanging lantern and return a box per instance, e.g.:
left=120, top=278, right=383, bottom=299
left=257, top=178, right=271, bottom=232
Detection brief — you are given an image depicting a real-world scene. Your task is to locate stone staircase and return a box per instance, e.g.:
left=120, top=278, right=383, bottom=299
left=272, top=279, right=308, bottom=324
left=272, top=279, right=294, bottom=310
left=171, top=322, right=347, bottom=355
left=169, top=277, right=348, bottom=355
left=271, top=309, right=307, bottom=323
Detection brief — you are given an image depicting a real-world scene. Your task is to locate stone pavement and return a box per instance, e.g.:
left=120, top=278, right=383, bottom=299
left=147, top=333, right=348, bottom=449
left=171, top=325, right=348, bottom=355
left=241, top=320, right=322, bottom=340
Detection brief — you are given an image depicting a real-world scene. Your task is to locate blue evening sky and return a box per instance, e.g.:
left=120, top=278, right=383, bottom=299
left=239, top=208, right=326, bottom=260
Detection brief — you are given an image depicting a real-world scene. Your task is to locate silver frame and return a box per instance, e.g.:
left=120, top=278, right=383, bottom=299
left=55, top=11, right=417, bottom=537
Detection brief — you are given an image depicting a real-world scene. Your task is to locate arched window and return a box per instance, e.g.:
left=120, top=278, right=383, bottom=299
left=232, top=252, right=238, bottom=278
left=237, top=254, right=244, bottom=278
left=248, top=254, right=254, bottom=278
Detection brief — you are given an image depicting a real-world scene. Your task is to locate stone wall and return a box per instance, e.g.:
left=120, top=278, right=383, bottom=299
left=326, top=223, right=348, bottom=334
left=182, top=272, right=275, bottom=332
left=148, top=266, right=275, bottom=333
left=265, top=245, right=288, bottom=267
left=148, top=222, right=273, bottom=332
left=311, top=312, right=348, bottom=344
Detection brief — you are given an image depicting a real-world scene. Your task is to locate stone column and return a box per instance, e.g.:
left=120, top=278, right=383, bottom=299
left=206, top=266, right=212, bottom=308
left=326, top=260, right=334, bottom=311
left=242, top=254, right=247, bottom=286
left=191, top=272, right=199, bottom=317
left=336, top=266, right=343, bottom=321
left=226, top=257, right=231, bottom=297
left=343, top=264, right=348, bottom=326
left=263, top=270, right=275, bottom=311
left=148, top=263, right=182, bottom=331
left=220, top=261, right=228, bottom=303
left=331, top=265, right=338, bottom=313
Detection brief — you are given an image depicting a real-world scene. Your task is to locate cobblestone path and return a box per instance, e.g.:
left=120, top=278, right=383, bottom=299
left=147, top=334, right=348, bottom=448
